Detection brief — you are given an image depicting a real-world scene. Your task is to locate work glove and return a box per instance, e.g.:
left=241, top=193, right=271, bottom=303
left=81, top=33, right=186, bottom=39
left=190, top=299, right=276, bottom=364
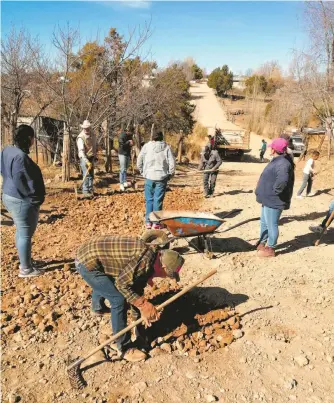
left=132, top=296, right=160, bottom=328
left=86, top=161, right=93, bottom=171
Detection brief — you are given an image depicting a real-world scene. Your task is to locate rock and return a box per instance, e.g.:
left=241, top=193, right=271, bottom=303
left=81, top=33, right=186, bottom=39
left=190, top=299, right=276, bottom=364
left=294, top=355, right=309, bottom=367
left=32, top=314, right=43, bottom=326
left=160, top=343, right=172, bottom=354
left=326, top=355, right=333, bottom=363
left=149, top=347, right=164, bottom=357
left=3, top=324, right=19, bottom=335
left=285, top=379, right=298, bottom=390
left=205, top=395, right=218, bottom=402
left=186, top=371, right=197, bottom=380
left=131, top=381, right=147, bottom=395
left=232, top=329, right=243, bottom=339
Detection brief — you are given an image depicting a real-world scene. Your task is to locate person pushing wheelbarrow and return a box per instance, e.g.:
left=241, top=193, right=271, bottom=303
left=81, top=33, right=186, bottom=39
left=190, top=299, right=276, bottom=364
left=75, top=235, right=184, bottom=362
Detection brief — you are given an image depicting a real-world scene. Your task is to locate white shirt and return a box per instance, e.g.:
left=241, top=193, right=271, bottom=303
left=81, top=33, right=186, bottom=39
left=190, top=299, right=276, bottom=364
left=303, top=158, right=314, bottom=175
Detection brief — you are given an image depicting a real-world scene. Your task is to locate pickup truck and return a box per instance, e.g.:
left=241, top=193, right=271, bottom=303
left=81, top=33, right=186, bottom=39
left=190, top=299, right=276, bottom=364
left=289, top=134, right=306, bottom=156
left=213, top=127, right=251, bottom=160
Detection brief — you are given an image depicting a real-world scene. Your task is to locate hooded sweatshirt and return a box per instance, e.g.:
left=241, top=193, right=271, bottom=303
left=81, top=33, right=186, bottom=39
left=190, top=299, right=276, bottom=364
left=137, top=141, right=175, bottom=181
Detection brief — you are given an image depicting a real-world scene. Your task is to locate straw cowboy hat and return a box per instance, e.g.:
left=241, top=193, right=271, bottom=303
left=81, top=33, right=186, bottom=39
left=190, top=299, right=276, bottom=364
left=80, top=120, right=91, bottom=129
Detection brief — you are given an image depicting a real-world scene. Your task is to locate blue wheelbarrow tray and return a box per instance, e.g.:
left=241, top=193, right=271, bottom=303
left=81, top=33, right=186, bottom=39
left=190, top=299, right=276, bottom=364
left=148, top=211, right=224, bottom=237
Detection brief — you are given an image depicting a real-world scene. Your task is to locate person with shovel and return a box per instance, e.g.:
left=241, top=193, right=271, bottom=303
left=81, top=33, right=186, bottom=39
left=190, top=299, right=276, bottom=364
left=77, top=120, right=97, bottom=199
left=137, top=131, right=175, bottom=229
left=75, top=235, right=184, bottom=362
left=198, top=144, right=222, bottom=198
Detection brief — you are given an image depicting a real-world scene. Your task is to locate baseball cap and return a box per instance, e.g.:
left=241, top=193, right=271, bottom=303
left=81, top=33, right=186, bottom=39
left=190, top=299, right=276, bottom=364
left=160, top=249, right=185, bottom=282
left=269, top=138, right=288, bottom=154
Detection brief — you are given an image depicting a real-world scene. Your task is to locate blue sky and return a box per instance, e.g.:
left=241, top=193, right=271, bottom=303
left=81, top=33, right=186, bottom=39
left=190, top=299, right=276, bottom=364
left=1, top=1, right=307, bottom=74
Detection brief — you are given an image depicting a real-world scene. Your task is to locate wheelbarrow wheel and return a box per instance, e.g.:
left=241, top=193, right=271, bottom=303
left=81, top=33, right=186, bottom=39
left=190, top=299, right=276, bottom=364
left=141, top=230, right=170, bottom=249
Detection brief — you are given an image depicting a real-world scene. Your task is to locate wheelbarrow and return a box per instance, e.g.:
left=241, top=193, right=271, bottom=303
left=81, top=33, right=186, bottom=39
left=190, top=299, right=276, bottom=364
left=143, top=210, right=225, bottom=258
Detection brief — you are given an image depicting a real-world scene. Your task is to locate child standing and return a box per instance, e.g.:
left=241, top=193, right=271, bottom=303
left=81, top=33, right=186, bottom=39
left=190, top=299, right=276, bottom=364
left=296, top=151, right=320, bottom=198
left=259, top=139, right=267, bottom=162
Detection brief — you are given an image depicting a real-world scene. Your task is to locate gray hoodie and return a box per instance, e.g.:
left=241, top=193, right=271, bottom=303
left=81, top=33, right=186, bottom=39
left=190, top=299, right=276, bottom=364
left=137, top=141, right=175, bottom=181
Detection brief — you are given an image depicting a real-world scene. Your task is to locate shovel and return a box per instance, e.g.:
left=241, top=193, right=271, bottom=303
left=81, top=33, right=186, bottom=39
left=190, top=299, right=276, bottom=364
left=74, top=167, right=92, bottom=200
left=67, top=268, right=217, bottom=389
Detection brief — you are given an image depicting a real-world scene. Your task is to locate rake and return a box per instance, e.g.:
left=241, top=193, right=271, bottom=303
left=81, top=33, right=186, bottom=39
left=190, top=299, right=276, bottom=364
left=67, top=269, right=217, bottom=389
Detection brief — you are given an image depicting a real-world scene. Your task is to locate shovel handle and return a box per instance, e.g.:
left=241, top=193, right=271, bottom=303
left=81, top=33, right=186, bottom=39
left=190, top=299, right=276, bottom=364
left=67, top=269, right=217, bottom=370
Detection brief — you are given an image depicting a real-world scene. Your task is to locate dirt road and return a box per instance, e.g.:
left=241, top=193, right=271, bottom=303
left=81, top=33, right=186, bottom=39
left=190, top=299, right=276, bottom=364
left=1, top=84, right=334, bottom=402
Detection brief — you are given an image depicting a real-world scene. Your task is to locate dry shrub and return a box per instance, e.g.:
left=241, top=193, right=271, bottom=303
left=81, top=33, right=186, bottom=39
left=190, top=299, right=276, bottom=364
left=184, top=123, right=208, bottom=161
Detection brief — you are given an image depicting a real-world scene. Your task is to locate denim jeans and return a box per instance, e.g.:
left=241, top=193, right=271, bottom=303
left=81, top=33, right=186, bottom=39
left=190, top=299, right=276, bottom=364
left=259, top=206, right=283, bottom=248
left=321, top=200, right=334, bottom=227
left=203, top=172, right=218, bottom=196
left=118, top=155, right=130, bottom=184
left=2, top=194, right=40, bottom=269
left=80, top=158, right=94, bottom=193
left=75, top=261, right=130, bottom=351
left=297, top=173, right=313, bottom=196
left=144, top=178, right=168, bottom=223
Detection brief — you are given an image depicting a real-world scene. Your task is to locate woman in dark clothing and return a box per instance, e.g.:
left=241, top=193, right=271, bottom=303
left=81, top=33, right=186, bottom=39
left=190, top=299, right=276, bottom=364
left=255, top=138, right=294, bottom=257
left=1, top=125, right=46, bottom=277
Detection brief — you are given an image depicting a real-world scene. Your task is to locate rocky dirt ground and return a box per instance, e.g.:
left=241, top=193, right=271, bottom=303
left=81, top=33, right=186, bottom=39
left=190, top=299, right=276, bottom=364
left=1, top=83, right=334, bottom=403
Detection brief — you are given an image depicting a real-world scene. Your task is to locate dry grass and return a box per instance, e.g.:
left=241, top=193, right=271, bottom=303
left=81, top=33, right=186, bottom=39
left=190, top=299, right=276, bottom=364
left=184, top=123, right=208, bottom=161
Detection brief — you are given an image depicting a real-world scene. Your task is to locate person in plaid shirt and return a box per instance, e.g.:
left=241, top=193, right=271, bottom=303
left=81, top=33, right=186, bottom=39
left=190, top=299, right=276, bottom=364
left=75, top=235, right=184, bottom=362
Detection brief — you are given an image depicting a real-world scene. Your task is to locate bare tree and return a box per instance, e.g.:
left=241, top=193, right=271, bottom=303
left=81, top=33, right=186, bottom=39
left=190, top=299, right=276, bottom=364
left=1, top=28, right=40, bottom=143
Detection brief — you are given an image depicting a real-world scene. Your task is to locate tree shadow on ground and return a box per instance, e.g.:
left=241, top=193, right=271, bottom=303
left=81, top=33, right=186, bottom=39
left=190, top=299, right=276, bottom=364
left=242, top=154, right=270, bottom=164
left=280, top=211, right=327, bottom=225
left=215, top=189, right=253, bottom=197
left=33, top=258, right=75, bottom=271
left=209, top=237, right=254, bottom=253
left=314, top=188, right=334, bottom=196
left=214, top=209, right=243, bottom=220
left=277, top=230, right=334, bottom=255
left=145, top=286, right=249, bottom=344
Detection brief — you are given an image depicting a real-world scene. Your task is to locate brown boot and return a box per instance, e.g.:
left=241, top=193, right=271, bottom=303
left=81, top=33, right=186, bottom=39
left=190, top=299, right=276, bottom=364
left=122, top=348, right=147, bottom=362
left=256, top=243, right=266, bottom=251
left=258, top=246, right=276, bottom=257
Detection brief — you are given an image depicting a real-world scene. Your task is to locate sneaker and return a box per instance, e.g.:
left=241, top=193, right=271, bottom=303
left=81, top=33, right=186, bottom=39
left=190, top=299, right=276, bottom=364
left=121, top=348, right=147, bottom=362
left=256, top=243, right=266, bottom=251
left=123, top=182, right=129, bottom=188
left=257, top=246, right=276, bottom=258
left=120, top=184, right=125, bottom=192
left=145, top=222, right=152, bottom=229
left=296, top=195, right=304, bottom=199
left=152, top=223, right=164, bottom=230
left=92, top=307, right=111, bottom=316
left=18, top=267, right=42, bottom=278
left=309, top=225, right=326, bottom=234
left=82, top=192, right=93, bottom=199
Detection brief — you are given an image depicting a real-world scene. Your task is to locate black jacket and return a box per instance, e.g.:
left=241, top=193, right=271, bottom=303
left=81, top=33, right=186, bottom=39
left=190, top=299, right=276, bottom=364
left=118, top=132, right=132, bottom=157
left=255, top=154, right=294, bottom=210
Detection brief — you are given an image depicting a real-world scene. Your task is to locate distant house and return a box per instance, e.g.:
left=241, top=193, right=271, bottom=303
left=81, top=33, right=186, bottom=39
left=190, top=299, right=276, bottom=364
left=233, top=75, right=246, bottom=90
left=141, top=74, right=155, bottom=88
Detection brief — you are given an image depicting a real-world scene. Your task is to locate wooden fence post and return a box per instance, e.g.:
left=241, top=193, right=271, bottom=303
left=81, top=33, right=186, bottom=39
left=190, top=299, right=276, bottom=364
left=62, top=129, right=71, bottom=182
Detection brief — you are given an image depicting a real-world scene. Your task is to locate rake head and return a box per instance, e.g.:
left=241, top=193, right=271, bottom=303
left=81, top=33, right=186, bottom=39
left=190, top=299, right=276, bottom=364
left=67, top=357, right=86, bottom=389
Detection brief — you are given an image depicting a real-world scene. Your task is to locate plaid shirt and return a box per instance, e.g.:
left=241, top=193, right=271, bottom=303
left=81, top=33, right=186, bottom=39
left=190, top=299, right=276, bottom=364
left=76, top=236, right=156, bottom=303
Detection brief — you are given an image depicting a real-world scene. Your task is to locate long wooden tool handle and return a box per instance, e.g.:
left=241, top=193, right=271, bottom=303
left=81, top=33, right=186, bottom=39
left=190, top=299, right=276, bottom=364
left=315, top=210, right=334, bottom=246
left=78, top=168, right=91, bottom=190
left=67, top=269, right=217, bottom=370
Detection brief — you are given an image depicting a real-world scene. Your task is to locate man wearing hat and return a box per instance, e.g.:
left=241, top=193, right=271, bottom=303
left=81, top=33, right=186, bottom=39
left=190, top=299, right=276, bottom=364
left=255, top=138, right=295, bottom=257
left=75, top=235, right=184, bottom=362
left=77, top=120, right=97, bottom=198
left=137, top=132, right=175, bottom=229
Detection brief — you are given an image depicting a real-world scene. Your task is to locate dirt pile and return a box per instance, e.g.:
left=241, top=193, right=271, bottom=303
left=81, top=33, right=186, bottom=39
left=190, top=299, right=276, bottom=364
left=145, top=280, right=242, bottom=357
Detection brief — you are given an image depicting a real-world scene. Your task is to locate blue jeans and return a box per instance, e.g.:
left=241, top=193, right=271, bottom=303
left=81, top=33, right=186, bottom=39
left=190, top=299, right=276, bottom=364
left=259, top=206, right=283, bottom=248
left=2, top=194, right=40, bottom=269
left=118, top=155, right=130, bottom=184
left=321, top=200, right=334, bottom=227
left=144, top=178, right=168, bottom=223
left=80, top=158, right=94, bottom=193
left=75, top=261, right=131, bottom=351
left=297, top=173, right=313, bottom=196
